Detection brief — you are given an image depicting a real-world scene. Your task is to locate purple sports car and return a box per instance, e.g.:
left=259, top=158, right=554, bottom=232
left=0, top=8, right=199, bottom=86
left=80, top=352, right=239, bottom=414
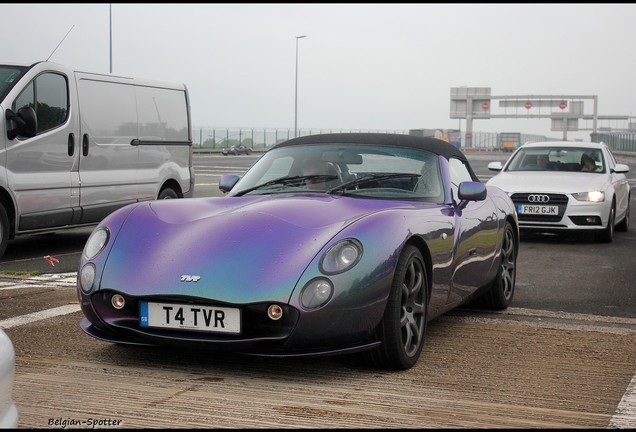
left=78, top=133, right=519, bottom=370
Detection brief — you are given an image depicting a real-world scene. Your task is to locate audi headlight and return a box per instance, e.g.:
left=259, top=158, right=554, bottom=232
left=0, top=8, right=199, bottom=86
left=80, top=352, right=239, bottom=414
left=84, top=227, right=109, bottom=259
left=572, top=191, right=605, bottom=202
left=320, top=239, right=362, bottom=274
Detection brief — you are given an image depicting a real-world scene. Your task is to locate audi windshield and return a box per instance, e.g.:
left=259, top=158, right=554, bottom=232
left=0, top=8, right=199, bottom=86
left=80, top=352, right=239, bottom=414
left=505, top=147, right=605, bottom=173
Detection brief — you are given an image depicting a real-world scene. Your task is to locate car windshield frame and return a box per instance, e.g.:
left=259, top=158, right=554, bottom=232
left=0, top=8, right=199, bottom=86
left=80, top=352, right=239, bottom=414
left=504, top=146, right=606, bottom=173
left=0, top=65, right=27, bottom=101
left=227, top=143, right=445, bottom=202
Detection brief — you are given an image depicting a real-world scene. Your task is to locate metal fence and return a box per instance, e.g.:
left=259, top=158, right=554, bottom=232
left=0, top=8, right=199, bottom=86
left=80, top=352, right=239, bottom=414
left=192, top=127, right=409, bottom=150
left=591, top=132, right=636, bottom=153
left=464, top=132, right=559, bottom=149
left=192, top=127, right=636, bottom=154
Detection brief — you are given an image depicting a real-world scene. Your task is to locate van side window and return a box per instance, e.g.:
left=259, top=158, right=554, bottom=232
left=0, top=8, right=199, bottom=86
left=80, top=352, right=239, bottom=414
left=136, top=86, right=189, bottom=142
left=78, top=79, right=137, bottom=143
left=12, top=72, right=68, bottom=135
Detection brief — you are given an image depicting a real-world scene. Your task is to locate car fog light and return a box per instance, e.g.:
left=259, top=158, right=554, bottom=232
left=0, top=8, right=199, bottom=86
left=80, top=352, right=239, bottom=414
left=111, top=294, right=126, bottom=309
left=79, top=263, right=96, bottom=293
left=300, top=278, right=334, bottom=310
left=267, top=304, right=283, bottom=320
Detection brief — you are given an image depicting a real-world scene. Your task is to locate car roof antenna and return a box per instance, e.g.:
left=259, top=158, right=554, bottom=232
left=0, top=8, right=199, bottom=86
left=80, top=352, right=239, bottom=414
left=46, top=25, right=75, bottom=61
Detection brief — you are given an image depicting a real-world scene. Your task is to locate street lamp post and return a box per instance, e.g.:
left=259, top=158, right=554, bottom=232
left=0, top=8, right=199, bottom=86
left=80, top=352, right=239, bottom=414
left=109, top=4, right=112, bottom=73
left=294, top=35, right=307, bottom=138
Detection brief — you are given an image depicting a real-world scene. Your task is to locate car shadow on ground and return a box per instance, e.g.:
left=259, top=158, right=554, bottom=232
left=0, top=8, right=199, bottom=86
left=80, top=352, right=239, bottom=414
left=519, top=231, right=606, bottom=244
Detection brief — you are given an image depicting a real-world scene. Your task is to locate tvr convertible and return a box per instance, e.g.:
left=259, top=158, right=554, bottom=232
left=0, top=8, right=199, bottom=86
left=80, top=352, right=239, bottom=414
left=78, top=133, right=519, bottom=370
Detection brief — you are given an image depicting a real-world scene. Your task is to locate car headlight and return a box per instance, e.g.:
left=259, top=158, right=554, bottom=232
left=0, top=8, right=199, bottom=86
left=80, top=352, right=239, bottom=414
left=79, top=263, right=96, bottom=293
left=320, top=238, right=362, bottom=274
left=84, top=227, right=109, bottom=259
left=300, top=278, right=334, bottom=310
left=572, top=191, right=605, bottom=202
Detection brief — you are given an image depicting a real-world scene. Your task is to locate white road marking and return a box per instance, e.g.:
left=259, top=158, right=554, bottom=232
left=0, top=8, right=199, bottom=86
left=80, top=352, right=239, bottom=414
left=610, top=374, right=636, bottom=428
left=0, top=304, right=80, bottom=329
left=0, top=272, right=76, bottom=290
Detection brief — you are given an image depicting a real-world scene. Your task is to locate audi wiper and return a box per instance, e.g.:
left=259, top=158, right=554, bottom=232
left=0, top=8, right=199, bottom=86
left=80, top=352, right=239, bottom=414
left=327, top=173, right=420, bottom=194
left=233, top=175, right=338, bottom=196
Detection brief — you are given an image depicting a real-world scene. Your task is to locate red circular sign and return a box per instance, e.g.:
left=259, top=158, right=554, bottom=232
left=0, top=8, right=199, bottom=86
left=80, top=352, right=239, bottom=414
left=481, top=102, right=489, bottom=110
left=524, top=101, right=533, bottom=109
left=559, top=101, right=567, bottom=110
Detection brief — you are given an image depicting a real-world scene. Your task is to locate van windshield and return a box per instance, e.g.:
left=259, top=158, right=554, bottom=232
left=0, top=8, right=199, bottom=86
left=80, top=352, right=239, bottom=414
left=0, top=66, right=27, bottom=101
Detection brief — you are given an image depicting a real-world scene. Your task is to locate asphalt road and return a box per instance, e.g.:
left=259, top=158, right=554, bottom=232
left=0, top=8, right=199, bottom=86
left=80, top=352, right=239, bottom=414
left=2, top=151, right=635, bottom=318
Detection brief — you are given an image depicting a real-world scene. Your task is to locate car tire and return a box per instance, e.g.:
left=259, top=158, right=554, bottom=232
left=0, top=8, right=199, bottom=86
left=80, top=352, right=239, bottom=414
left=0, top=204, right=9, bottom=260
left=597, top=202, right=615, bottom=243
left=616, top=198, right=630, bottom=232
left=366, top=244, right=427, bottom=370
left=475, top=221, right=517, bottom=310
left=157, top=187, right=179, bottom=200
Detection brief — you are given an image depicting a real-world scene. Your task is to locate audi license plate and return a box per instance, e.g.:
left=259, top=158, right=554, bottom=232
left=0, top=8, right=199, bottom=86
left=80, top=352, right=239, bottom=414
left=140, top=301, right=241, bottom=334
left=517, top=204, right=558, bottom=215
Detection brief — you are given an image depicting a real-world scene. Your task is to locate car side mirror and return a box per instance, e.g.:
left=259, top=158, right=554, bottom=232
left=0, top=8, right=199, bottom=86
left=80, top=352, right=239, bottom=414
left=5, top=106, right=37, bottom=140
left=219, top=174, right=240, bottom=193
left=612, top=163, right=629, bottom=174
left=458, top=181, right=487, bottom=202
left=487, top=161, right=503, bottom=171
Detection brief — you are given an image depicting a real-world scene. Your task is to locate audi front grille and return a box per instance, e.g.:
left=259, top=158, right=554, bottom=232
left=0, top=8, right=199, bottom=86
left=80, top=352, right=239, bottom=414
left=511, top=193, right=569, bottom=222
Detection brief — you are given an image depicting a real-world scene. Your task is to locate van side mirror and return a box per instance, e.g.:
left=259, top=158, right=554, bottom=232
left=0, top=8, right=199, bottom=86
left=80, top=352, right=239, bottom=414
left=5, top=106, right=37, bottom=140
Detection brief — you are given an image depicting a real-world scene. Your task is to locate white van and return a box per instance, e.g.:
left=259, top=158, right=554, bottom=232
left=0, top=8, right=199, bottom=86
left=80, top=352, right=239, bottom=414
left=0, top=61, right=194, bottom=258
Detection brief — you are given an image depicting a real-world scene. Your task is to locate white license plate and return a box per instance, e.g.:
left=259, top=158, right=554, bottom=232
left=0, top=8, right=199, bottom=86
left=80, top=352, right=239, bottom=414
left=517, top=204, right=559, bottom=215
left=140, top=301, right=241, bottom=334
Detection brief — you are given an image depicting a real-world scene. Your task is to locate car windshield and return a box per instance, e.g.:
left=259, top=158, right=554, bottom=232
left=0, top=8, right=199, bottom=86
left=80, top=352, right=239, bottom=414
left=505, top=147, right=605, bottom=173
left=0, top=65, right=27, bottom=100
left=228, top=144, right=444, bottom=202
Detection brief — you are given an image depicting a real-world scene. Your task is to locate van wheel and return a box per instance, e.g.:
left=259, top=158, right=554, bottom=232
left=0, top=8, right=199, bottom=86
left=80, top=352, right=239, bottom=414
left=157, top=188, right=178, bottom=200
left=0, top=205, right=9, bottom=259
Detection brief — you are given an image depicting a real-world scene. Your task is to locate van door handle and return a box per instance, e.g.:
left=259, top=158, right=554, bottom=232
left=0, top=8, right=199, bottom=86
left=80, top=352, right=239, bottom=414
left=68, top=133, right=75, bottom=156
left=82, top=133, right=89, bottom=156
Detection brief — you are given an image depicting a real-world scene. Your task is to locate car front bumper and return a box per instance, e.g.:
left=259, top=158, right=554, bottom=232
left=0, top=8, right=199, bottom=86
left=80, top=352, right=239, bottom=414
left=511, top=192, right=611, bottom=231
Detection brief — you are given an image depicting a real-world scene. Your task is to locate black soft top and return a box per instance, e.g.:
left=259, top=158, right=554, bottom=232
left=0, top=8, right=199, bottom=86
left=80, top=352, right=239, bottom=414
left=272, top=133, right=467, bottom=162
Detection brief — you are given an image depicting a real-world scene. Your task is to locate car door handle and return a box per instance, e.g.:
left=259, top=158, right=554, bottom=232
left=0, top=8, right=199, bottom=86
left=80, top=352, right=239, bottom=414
left=82, top=133, right=89, bottom=156
left=68, top=133, right=75, bottom=156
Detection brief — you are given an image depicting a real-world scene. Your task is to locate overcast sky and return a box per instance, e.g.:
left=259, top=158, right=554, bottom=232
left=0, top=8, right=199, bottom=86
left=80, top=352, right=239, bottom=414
left=3, top=3, right=635, bottom=140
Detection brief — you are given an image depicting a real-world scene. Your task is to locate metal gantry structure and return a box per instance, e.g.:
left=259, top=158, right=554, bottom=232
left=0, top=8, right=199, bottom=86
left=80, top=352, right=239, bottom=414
left=450, top=87, right=631, bottom=146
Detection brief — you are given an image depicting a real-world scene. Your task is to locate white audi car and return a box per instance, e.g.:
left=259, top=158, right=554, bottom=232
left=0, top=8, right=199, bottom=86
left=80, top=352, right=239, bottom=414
left=0, top=329, right=18, bottom=428
left=486, top=141, right=630, bottom=242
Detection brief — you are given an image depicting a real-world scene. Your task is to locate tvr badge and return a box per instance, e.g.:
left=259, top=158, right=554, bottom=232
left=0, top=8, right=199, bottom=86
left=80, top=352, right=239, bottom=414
left=180, top=275, right=201, bottom=282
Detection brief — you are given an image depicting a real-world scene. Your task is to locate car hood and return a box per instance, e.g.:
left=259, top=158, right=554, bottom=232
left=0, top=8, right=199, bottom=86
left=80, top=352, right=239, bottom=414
left=487, top=171, right=610, bottom=194
left=100, top=194, right=414, bottom=303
